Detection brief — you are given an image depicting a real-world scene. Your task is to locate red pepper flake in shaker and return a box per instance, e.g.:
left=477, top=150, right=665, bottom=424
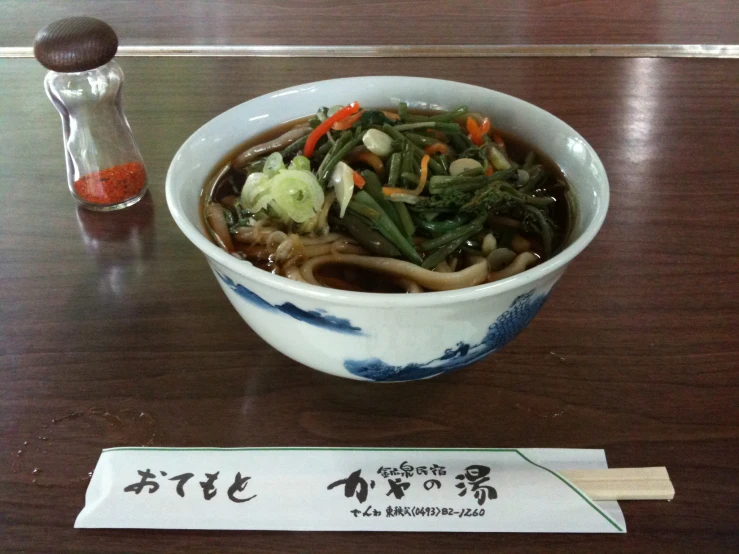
left=35, top=18, right=148, bottom=211
left=73, top=162, right=147, bottom=205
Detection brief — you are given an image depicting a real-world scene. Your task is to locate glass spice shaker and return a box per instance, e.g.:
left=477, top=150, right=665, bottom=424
left=34, top=17, right=147, bottom=211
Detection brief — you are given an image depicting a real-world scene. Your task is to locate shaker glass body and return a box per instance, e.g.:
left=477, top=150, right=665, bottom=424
left=44, top=60, right=147, bottom=210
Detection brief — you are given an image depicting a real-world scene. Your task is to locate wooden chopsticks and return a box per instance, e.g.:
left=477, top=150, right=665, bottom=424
left=559, top=467, right=674, bottom=501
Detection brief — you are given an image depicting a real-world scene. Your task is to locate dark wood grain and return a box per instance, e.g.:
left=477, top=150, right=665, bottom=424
left=2, top=0, right=739, bottom=47
left=1, top=57, right=738, bottom=552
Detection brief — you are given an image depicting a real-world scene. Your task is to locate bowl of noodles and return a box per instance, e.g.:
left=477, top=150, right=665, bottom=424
left=166, top=76, right=608, bottom=381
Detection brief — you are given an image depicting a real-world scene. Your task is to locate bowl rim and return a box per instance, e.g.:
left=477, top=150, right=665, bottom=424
left=166, top=75, right=609, bottom=308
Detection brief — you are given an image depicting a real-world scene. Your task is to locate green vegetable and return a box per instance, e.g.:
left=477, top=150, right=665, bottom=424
left=240, top=162, right=325, bottom=224
left=487, top=145, right=511, bottom=170
left=421, top=237, right=464, bottom=269
left=240, top=172, right=270, bottom=213
left=428, top=106, right=468, bottom=122
left=405, top=132, right=444, bottom=148
left=331, top=213, right=401, bottom=258
left=317, top=131, right=352, bottom=176
left=268, top=170, right=325, bottom=223
left=387, top=152, right=402, bottom=187
left=280, top=135, right=308, bottom=158
left=460, top=186, right=520, bottom=215
left=354, top=110, right=396, bottom=128
left=428, top=167, right=517, bottom=194
left=360, top=170, right=407, bottom=237
left=222, top=207, right=236, bottom=228
left=450, top=133, right=469, bottom=153
left=289, top=155, right=311, bottom=171
left=393, top=122, right=461, bottom=134
left=318, top=129, right=366, bottom=186
left=395, top=105, right=467, bottom=126
left=428, top=175, right=487, bottom=195
left=349, top=191, right=422, bottom=264
left=312, top=139, right=333, bottom=159
left=525, top=205, right=553, bottom=256
left=412, top=212, right=473, bottom=235
left=421, top=232, right=475, bottom=269
left=401, top=172, right=420, bottom=186
left=420, top=216, right=485, bottom=251
left=400, top=113, right=431, bottom=123
left=499, top=184, right=556, bottom=207
left=263, top=152, right=285, bottom=177
left=400, top=141, right=415, bottom=178
left=382, top=124, right=445, bottom=174
left=394, top=202, right=416, bottom=237
left=519, top=166, right=546, bottom=193
left=411, top=189, right=474, bottom=212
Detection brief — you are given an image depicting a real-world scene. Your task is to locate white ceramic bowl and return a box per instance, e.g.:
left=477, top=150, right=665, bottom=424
left=166, top=77, right=608, bottom=382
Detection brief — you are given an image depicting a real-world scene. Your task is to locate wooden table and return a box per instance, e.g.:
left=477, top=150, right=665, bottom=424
left=3, top=0, right=739, bottom=46
left=1, top=55, right=738, bottom=552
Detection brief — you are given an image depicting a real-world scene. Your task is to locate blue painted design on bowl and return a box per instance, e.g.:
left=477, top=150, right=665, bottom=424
left=344, top=290, right=549, bottom=381
left=215, top=271, right=363, bottom=335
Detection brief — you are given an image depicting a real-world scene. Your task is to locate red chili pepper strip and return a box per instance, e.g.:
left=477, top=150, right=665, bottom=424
left=304, top=102, right=361, bottom=157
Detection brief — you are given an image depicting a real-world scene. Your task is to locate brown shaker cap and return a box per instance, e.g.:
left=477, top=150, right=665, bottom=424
left=34, top=17, right=118, bottom=73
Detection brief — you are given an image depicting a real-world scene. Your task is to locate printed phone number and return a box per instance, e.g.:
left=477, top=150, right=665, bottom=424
left=352, top=506, right=486, bottom=518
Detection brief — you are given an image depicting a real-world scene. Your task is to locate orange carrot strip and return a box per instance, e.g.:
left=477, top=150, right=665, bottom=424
left=484, top=165, right=493, bottom=176
left=467, top=116, right=484, bottom=146
left=424, top=143, right=448, bottom=155
left=382, top=187, right=410, bottom=196
left=352, top=171, right=365, bottom=189
left=382, top=155, right=430, bottom=197
left=416, top=155, right=430, bottom=194
left=466, top=116, right=480, bottom=137
left=382, top=111, right=401, bottom=121
left=479, top=117, right=491, bottom=136
left=493, top=133, right=505, bottom=150
left=332, top=111, right=363, bottom=131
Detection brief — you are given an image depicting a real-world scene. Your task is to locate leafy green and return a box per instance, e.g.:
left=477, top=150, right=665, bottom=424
left=354, top=110, right=396, bottom=128
left=410, top=189, right=474, bottom=212
left=461, top=186, right=521, bottom=215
